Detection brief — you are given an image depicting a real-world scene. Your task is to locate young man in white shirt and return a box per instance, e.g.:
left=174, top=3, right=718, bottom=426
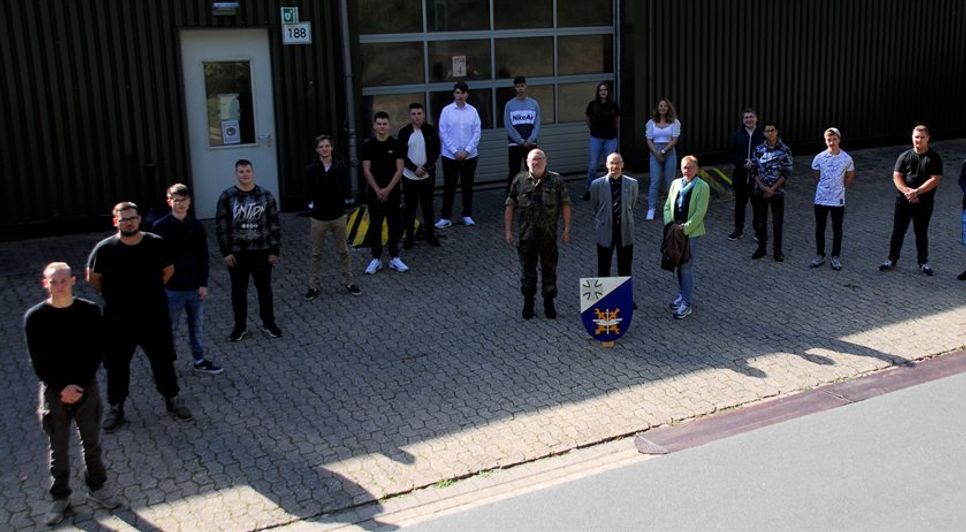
left=436, top=81, right=482, bottom=229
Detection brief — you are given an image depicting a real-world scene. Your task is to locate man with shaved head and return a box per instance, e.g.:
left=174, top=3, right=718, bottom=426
left=25, top=262, right=120, bottom=525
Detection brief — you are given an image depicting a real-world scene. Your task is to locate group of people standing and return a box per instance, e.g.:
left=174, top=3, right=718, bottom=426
left=24, top=163, right=284, bottom=524
left=23, top=75, right=966, bottom=526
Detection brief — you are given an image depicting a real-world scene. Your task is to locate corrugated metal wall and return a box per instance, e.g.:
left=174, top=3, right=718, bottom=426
left=623, top=0, right=966, bottom=167
left=0, top=0, right=343, bottom=233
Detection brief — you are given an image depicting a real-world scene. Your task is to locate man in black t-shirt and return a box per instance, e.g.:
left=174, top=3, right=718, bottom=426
left=880, top=125, right=943, bottom=275
left=362, top=111, right=408, bottom=274
left=24, top=262, right=120, bottom=525
left=87, top=201, right=192, bottom=431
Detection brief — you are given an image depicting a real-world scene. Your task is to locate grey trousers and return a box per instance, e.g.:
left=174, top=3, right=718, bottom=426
left=39, top=380, right=107, bottom=499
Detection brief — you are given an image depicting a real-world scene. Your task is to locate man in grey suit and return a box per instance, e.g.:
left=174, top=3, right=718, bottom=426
left=591, top=152, right=638, bottom=276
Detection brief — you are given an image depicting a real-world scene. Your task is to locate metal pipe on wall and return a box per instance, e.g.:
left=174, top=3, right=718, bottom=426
left=338, top=0, right=360, bottom=199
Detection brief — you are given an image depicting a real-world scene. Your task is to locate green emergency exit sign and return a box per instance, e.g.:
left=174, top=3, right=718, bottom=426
left=281, top=7, right=299, bottom=24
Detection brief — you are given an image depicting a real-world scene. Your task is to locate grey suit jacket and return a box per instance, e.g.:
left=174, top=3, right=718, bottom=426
left=590, top=174, right=639, bottom=248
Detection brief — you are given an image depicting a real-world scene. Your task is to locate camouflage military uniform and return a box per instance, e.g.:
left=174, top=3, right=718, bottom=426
left=506, top=171, right=571, bottom=297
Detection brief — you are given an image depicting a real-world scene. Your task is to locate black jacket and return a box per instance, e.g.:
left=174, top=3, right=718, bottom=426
left=728, top=126, right=766, bottom=168
left=305, top=158, right=352, bottom=221
left=397, top=123, right=441, bottom=177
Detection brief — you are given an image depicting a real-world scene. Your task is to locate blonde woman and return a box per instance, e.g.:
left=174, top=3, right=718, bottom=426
left=664, top=155, right=709, bottom=319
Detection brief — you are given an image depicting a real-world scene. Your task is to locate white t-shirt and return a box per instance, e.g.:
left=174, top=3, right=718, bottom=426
left=402, top=129, right=428, bottom=180
left=811, top=150, right=855, bottom=206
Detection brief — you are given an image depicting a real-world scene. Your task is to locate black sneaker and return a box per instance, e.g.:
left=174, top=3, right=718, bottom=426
left=165, top=396, right=193, bottom=421
left=774, top=250, right=784, bottom=262
left=879, top=260, right=895, bottom=272
left=229, top=326, right=248, bottom=342
left=103, top=404, right=125, bottom=433
left=303, top=288, right=320, bottom=301
left=263, top=323, right=282, bottom=339
left=727, top=231, right=743, bottom=241
left=751, top=247, right=767, bottom=260
left=345, top=284, right=362, bottom=296
left=193, top=359, right=224, bottom=375
left=958, top=269, right=966, bottom=281
left=919, top=263, right=934, bottom=276
left=522, top=297, right=535, bottom=320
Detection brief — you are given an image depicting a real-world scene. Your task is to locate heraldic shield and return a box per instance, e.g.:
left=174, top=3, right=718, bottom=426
left=580, top=276, right=633, bottom=342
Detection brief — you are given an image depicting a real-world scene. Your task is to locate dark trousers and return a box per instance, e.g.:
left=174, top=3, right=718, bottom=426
left=732, top=166, right=754, bottom=233
left=403, top=177, right=435, bottom=242
left=814, top=205, right=845, bottom=257
left=597, top=243, right=633, bottom=277
left=367, top=192, right=401, bottom=259
left=105, top=320, right=180, bottom=405
left=441, top=156, right=478, bottom=218
left=40, top=380, right=107, bottom=499
left=519, top=239, right=558, bottom=298
left=228, top=250, right=276, bottom=329
left=889, top=198, right=934, bottom=264
left=752, top=193, right=785, bottom=251
left=507, top=145, right=533, bottom=190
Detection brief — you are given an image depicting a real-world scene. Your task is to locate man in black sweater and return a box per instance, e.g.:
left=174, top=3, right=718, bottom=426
left=152, top=183, right=223, bottom=374
left=24, top=262, right=120, bottom=525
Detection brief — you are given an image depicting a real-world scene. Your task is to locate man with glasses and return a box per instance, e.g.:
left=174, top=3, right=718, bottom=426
left=87, top=202, right=193, bottom=432
left=751, top=122, right=793, bottom=262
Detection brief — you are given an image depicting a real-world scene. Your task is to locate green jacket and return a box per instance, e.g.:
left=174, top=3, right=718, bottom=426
left=663, top=177, right=710, bottom=237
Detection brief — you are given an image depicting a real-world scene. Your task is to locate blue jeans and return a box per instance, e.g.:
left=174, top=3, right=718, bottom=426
left=676, top=237, right=698, bottom=306
left=648, top=143, right=677, bottom=210
left=587, top=135, right=619, bottom=189
left=167, top=289, right=205, bottom=363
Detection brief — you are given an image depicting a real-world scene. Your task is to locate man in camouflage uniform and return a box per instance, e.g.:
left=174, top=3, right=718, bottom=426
left=504, top=149, right=572, bottom=319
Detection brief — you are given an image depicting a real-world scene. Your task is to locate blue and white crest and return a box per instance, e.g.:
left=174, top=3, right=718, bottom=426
left=580, top=276, right=633, bottom=342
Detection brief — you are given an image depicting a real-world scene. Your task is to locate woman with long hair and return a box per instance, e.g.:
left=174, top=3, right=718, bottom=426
left=583, top=81, right=621, bottom=200
left=645, top=97, right=681, bottom=219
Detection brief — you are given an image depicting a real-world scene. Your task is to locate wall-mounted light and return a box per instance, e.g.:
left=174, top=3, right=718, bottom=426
left=212, top=2, right=239, bottom=16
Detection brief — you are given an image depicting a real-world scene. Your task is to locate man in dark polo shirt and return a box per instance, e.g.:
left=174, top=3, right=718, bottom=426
left=880, top=125, right=943, bottom=275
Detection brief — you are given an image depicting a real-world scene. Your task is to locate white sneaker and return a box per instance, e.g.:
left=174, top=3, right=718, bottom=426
left=87, top=486, right=121, bottom=510
left=463, top=216, right=476, bottom=226
left=435, top=218, right=452, bottom=229
left=389, top=257, right=409, bottom=272
left=645, top=208, right=655, bottom=221
left=45, top=498, right=70, bottom=526
left=364, top=259, right=382, bottom=275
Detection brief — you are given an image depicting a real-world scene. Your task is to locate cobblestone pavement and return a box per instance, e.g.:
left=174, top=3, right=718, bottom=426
left=2, top=140, right=965, bottom=530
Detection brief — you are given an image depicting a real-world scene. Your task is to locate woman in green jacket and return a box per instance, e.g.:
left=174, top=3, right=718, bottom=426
left=663, top=155, right=710, bottom=319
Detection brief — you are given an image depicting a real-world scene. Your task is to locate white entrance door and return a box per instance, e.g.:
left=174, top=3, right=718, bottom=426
left=180, top=29, right=278, bottom=219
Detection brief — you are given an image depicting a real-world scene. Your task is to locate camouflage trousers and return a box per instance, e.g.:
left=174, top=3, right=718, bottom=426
left=518, top=239, right=558, bottom=298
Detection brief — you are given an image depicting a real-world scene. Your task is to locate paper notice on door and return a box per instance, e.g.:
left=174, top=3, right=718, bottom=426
left=452, top=55, right=466, bottom=78
left=221, top=120, right=241, bottom=145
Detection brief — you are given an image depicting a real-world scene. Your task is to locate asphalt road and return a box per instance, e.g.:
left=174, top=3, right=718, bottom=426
left=406, top=371, right=966, bottom=531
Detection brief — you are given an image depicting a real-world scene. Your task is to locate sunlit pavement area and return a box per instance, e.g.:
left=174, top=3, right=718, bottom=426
left=2, top=139, right=964, bottom=529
